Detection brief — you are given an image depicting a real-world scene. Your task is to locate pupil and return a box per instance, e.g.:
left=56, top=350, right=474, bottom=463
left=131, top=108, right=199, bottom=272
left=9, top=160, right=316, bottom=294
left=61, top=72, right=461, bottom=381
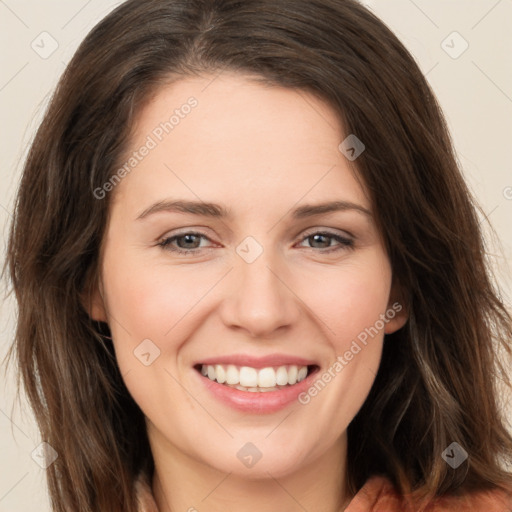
left=311, top=234, right=329, bottom=248
left=180, top=234, right=199, bottom=248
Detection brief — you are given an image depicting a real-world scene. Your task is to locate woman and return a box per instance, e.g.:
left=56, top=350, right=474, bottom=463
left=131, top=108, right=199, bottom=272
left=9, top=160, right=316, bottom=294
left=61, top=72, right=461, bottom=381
left=4, top=0, right=512, bottom=510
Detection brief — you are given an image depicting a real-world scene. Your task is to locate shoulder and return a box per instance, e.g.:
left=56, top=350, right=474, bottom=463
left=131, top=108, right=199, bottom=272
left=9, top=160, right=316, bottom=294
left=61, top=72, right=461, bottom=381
left=431, top=485, right=512, bottom=512
left=134, top=471, right=512, bottom=511
left=346, top=475, right=512, bottom=512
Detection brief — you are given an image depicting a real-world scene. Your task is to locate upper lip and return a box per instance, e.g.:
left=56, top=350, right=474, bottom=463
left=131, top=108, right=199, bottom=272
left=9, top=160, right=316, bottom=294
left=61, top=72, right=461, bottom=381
left=195, top=353, right=318, bottom=369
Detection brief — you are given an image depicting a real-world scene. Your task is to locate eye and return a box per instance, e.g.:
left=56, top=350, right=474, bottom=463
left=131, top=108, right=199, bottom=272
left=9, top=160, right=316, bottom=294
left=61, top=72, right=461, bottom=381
left=157, top=232, right=213, bottom=254
left=296, top=231, right=354, bottom=253
left=157, top=229, right=354, bottom=256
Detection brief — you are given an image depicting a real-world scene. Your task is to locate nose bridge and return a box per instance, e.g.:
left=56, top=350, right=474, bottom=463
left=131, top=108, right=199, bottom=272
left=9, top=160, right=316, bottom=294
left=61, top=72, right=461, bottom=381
left=222, top=235, right=299, bottom=337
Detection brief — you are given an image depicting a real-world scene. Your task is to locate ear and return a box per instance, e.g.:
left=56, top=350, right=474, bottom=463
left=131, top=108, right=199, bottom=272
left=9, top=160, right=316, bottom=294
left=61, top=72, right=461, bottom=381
left=81, top=267, right=108, bottom=323
left=384, top=281, right=408, bottom=334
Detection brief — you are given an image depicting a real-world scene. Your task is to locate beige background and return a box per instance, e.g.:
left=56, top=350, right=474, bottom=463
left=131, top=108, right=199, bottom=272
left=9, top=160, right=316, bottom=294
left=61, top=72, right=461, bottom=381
left=1, top=1, right=511, bottom=510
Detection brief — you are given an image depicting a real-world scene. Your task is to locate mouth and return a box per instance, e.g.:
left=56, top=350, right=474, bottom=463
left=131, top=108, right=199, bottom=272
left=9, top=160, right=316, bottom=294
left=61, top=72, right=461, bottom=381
left=193, top=357, right=320, bottom=413
left=194, top=363, right=318, bottom=392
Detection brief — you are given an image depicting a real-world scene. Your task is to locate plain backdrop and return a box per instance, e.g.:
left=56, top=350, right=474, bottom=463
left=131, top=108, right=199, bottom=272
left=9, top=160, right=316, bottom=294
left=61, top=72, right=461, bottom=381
left=1, top=1, right=511, bottom=510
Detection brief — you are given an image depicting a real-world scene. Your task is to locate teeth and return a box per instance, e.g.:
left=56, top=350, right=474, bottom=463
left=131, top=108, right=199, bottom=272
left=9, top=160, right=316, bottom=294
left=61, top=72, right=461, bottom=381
left=240, top=366, right=258, bottom=387
left=276, top=366, right=288, bottom=386
left=226, top=365, right=239, bottom=385
left=200, top=364, right=310, bottom=389
left=297, top=366, right=308, bottom=382
left=215, top=364, right=226, bottom=384
left=287, top=365, right=298, bottom=385
left=258, top=367, right=276, bottom=388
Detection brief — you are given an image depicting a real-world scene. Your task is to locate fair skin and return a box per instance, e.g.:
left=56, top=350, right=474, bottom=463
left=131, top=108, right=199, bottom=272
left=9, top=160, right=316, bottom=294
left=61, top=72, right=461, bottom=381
left=87, top=73, right=407, bottom=512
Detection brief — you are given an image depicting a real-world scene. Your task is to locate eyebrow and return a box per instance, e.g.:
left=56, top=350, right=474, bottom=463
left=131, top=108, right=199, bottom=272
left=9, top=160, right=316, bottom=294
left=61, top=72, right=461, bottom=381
left=135, top=199, right=372, bottom=221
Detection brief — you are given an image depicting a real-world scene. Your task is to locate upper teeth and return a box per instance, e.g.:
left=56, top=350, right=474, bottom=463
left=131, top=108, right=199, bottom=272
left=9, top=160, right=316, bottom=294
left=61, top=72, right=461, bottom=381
left=200, top=364, right=308, bottom=388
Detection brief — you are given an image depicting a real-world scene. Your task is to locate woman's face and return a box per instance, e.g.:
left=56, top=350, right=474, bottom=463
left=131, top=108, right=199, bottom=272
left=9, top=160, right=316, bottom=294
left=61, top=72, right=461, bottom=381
left=89, top=73, right=406, bottom=479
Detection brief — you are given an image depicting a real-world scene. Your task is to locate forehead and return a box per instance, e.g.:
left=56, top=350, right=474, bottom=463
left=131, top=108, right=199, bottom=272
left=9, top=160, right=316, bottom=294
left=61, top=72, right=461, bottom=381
left=111, top=72, right=370, bottom=217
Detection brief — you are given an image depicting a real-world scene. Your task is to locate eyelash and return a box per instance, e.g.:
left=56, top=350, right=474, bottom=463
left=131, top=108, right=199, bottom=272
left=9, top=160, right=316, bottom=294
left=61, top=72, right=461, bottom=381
left=157, top=230, right=354, bottom=255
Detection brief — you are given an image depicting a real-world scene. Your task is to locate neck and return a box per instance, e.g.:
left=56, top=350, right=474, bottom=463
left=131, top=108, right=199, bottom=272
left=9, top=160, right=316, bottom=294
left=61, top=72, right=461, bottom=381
left=150, top=430, right=351, bottom=512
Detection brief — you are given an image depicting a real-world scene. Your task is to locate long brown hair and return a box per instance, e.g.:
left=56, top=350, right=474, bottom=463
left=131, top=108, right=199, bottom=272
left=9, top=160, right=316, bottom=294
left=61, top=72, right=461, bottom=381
left=4, top=0, right=512, bottom=510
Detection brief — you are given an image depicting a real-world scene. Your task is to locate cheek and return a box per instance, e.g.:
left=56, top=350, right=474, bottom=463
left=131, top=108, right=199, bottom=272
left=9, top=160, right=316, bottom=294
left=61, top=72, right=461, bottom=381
left=304, top=256, right=392, bottom=346
left=100, top=252, right=230, bottom=407
left=295, top=257, right=391, bottom=423
left=100, top=257, right=204, bottom=419
left=102, top=254, right=210, bottom=340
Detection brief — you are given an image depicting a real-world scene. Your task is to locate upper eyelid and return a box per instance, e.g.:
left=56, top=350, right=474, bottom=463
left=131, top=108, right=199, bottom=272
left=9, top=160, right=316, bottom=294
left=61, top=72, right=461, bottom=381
left=160, top=227, right=353, bottom=240
left=300, top=227, right=354, bottom=239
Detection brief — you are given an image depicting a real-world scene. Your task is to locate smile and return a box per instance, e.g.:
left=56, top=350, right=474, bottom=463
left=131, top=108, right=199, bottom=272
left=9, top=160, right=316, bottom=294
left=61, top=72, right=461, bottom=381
left=194, top=356, right=320, bottom=413
left=199, top=364, right=311, bottom=391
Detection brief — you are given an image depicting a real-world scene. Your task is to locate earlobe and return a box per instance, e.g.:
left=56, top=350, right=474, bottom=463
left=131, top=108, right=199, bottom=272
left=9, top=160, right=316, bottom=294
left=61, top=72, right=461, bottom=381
left=384, top=301, right=408, bottom=334
left=87, top=292, right=108, bottom=322
left=384, top=282, right=409, bottom=334
left=80, top=270, right=108, bottom=323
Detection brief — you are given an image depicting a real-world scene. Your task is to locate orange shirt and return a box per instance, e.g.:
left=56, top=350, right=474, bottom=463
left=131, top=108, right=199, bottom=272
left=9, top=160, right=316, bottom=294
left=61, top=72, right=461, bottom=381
left=346, top=476, right=512, bottom=511
left=136, top=474, right=512, bottom=511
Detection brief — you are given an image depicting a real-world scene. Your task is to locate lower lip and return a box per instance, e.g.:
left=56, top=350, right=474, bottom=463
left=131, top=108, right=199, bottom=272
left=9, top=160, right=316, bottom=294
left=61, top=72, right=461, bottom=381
left=195, top=367, right=318, bottom=413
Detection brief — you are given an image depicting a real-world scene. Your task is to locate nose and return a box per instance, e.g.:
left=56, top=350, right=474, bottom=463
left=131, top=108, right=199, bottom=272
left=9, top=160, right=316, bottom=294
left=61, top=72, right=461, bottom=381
left=219, top=243, right=301, bottom=339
